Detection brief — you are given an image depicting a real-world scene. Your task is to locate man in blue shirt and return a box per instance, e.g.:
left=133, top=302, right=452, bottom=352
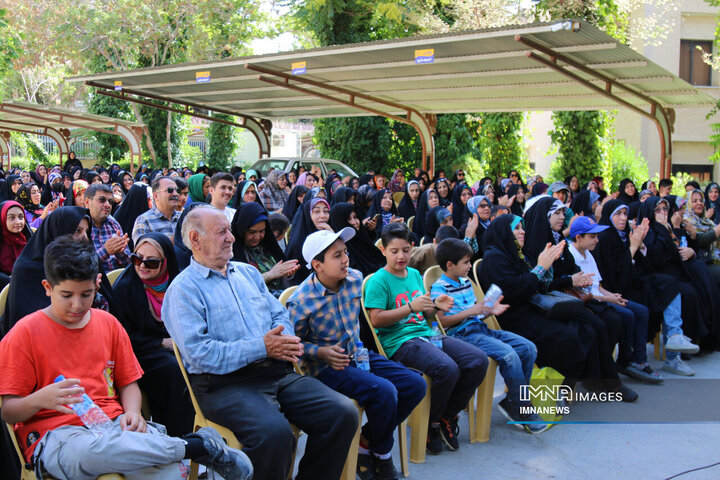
left=162, top=206, right=357, bottom=480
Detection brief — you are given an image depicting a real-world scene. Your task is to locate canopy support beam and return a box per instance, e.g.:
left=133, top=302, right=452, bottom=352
left=245, top=64, right=436, bottom=172
left=86, top=81, right=272, bottom=159
left=0, top=122, right=69, bottom=167
left=0, top=132, right=10, bottom=170
left=516, top=34, right=673, bottom=178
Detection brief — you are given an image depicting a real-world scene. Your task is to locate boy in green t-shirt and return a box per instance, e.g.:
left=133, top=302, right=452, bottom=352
left=364, top=223, right=488, bottom=455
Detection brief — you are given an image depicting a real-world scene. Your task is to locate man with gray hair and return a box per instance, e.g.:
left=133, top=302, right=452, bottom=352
left=163, top=207, right=358, bottom=480
left=132, top=176, right=181, bottom=244
left=84, top=183, right=131, bottom=272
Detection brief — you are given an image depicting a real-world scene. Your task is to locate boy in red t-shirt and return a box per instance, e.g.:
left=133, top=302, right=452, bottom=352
left=0, top=236, right=252, bottom=480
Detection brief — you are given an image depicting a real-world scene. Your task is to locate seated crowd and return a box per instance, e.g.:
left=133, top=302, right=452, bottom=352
left=0, top=159, right=718, bottom=480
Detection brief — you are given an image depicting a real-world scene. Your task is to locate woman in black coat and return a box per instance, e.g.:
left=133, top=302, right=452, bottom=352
left=113, top=232, right=194, bottom=436
left=330, top=202, right=385, bottom=276
left=114, top=183, right=150, bottom=250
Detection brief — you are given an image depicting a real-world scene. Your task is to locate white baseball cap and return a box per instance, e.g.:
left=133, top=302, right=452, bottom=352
left=302, top=227, right=356, bottom=270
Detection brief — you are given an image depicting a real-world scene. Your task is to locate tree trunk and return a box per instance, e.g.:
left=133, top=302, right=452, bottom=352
left=166, top=111, right=172, bottom=168
left=129, top=102, right=158, bottom=168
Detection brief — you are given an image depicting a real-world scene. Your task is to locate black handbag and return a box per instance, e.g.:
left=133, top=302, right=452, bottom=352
left=529, top=291, right=585, bottom=320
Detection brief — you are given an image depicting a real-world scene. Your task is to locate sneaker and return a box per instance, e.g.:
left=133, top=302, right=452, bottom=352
left=426, top=424, right=444, bottom=455
left=496, top=397, right=524, bottom=430
left=438, top=416, right=459, bottom=451
left=188, top=427, right=253, bottom=480
left=663, top=356, right=695, bottom=376
left=520, top=412, right=550, bottom=434
left=612, top=383, right=639, bottom=403
left=665, top=334, right=700, bottom=354
left=372, top=455, right=400, bottom=480
left=618, top=362, right=664, bottom=384
left=357, top=452, right=377, bottom=480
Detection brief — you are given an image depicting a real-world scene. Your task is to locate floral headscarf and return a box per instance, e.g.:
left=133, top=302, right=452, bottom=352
left=684, top=189, right=720, bottom=263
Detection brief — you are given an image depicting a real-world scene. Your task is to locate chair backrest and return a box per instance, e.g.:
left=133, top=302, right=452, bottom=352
left=393, top=191, right=405, bottom=207
left=471, top=258, right=482, bottom=286
left=407, top=216, right=414, bottom=232
left=419, top=236, right=426, bottom=246
left=360, top=274, right=387, bottom=357
left=278, top=286, right=298, bottom=307
left=421, top=265, right=447, bottom=334
left=469, top=278, right=501, bottom=330
left=0, top=397, right=30, bottom=471
left=106, top=268, right=124, bottom=286
left=374, top=238, right=382, bottom=249
left=172, top=341, right=209, bottom=425
left=284, top=224, right=292, bottom=243
left=0, top=284, right=9, bottom=320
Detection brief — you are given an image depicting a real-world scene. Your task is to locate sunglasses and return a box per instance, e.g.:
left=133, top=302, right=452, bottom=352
left=130, top=254, right=163, bottom=269
left=654, top=206, right=669, bottom=213
left=160, top=187, right=180, bottom=194
left=94, top=196, right=112, bottom=204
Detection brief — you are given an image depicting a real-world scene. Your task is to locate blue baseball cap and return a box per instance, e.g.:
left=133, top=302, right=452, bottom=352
left=568, top=216, right=608, bottom=238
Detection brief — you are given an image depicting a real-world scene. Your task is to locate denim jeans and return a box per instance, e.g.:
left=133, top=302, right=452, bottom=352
left=450, top=319, right=537, bottom=407
left=316, top=352, right=427, bottom=455
left=663, top=294, right=683, bottom=361
left=610, top=300, right=650, bottom=365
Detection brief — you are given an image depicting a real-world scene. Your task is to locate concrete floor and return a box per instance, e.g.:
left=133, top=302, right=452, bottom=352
left=294, top=346, right=720, bottom=480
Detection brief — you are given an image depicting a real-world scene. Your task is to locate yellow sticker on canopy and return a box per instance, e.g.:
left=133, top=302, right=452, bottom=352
left=114, top=81, right=123, bottom=91
left=414, top=49, right=434, bottom=64
left=292, top=61, right=307, bottom=75
left=196, top=71, right=211, bottom=83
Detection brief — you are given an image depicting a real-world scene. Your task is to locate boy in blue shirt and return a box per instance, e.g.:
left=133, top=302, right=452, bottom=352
left=289, top=228, right=426, bottom=480
left=430, top=237, right=549, bottom=434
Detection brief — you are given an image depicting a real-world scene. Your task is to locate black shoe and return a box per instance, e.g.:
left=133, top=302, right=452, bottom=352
left=438, top=416, right=459, bottom=451
left=357, top=452, right=377, bottom=480
left=426, top=424, right=444, bottom=455
left=188, top=427, right=253, bottom=480
left=372, top=455, right=399, bottom=480
left=496, top=397, right=524, bottom=430
left=613, top=383, right=639, bottom=403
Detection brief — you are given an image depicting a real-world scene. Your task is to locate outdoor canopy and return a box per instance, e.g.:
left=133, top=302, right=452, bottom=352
left=69, top=19, right=716, bottom=176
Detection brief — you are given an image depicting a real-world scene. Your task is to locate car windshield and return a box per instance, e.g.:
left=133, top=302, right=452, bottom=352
left=250, top=160, right=288, bottom=177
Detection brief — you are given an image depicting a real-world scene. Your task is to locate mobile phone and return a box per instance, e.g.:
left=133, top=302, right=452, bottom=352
left=373, top=214, right=382, bottom=222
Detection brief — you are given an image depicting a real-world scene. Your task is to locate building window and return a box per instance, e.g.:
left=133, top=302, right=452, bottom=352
left=679, top=40, right=712, bottom=86
left=672, top=164, right=713, bottom=183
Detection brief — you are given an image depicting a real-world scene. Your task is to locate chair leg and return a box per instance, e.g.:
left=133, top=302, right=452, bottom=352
left=340, top=406, right=363, bottom=480
left=467, top=391, right=476, bottom=442
left=473, top=359, right=497, bottom=444
left=398, top=421, right=409, bottom=477
left=409, top=377, right=431, bottom=464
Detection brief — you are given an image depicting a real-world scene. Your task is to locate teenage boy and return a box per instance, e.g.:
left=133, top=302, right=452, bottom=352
left=363, top=223, right=488, bottom=454
left=430, top=238, right=549, bottom=434
left=568, top=216, right=663, bottom=384
left=289, top=229, right=426, bottom=480
left=209, top=172, right=237, bottom=223
left=0, top=237, right=252, bottom=480
left=658, top=179, right=673, bottom=197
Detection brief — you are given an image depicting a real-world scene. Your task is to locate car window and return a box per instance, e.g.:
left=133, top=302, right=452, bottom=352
left=251, top=160, right=288, bottom=177
left=297, top=161, right=324, bottom=178
left=326, top=163, right=354, bottom=179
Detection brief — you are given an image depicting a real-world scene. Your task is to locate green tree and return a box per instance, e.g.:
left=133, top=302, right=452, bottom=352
left=206, top=113, right=239, bottom=170
left=474, top=112, right=530, bottom=177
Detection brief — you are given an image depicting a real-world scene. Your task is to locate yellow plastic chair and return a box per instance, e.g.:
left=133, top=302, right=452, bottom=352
left=393, top=192, right=405, bottom=208
left=422, top=265, right=499, bottom=443
left=374, top=238, right=382, bottom=249
left=407, top=216, right=414, bottom=232
left=419, top=237, right=426, bottom=246
left=653, top=328, right=666, bottom=361
left=106, top=268, right=124, bottom=287
left=284, top=224, right=292, bottom=244
left=361, top=274, right=417, bottom=474
left=172, top=342, right=300, bottom=480
left=1, top=397, right=125, bottom=480
left=471, top=258, right=482, bottom=287
left=0, top=284, right=8, bottom=318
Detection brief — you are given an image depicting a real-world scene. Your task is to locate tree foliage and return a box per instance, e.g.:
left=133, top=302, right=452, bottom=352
left=206, top=113, right=239, bottom=170
left=548, top=110, right=608, bottom=183
left=473, top=112, right=530, bottom=177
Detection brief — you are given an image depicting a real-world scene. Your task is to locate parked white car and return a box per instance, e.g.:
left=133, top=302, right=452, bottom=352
left=249, top=157, right=359, bottom=179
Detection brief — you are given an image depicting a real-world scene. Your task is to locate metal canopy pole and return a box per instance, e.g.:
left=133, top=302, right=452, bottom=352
left=516, top=34, right=673, bottom=178
left=245, top=64, right=436, bottom=172
left=0, top=132, right=10, bottom=170
left=86, top=82, right=272, bottom=159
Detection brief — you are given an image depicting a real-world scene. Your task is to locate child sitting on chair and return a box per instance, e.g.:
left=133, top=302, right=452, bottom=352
left=0, top=236, right=252, bottom=480
left=430, top=237, right=549, bottom=434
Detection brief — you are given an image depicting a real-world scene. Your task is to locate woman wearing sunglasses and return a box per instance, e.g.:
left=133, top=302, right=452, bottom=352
left=113, top=232, right=194, bottom=437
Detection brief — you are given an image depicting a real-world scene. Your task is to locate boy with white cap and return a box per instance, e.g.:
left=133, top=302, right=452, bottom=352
left=288, top=228, right=426, bottom=480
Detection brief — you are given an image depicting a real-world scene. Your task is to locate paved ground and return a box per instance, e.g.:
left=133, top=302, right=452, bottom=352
left=294, top=345, right=720, bottom=479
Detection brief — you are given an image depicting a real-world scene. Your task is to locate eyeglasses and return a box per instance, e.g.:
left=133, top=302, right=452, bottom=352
left=654, top=206, right=669, bottom=213
left=130, top=254, right=163, bottom=269
left=159, top=187, right=180, bottom=194
left=94, top=196, right=112, bottom=204
left=478, top=203, right=491, bottom=209
left=510, top=173, right=519, bottom=178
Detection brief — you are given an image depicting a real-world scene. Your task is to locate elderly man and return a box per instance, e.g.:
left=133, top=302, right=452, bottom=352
left=132, top=176, right=181, bottom=244
left=162, top=205, right=358, bottom=480
left=84, top=183, right=131, bottom=272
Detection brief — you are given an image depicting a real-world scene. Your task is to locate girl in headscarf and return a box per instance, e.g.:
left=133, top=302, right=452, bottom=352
left=684, top=190, right=720, bottom=269
left=704, top=182, right=720, bottom=224
left=435, top=178, right=452, bottom=208
left=282, top=184, right=308, bottom=222
left=397, top=180, right=421, bottom=221
left=118, top=171, right=135, bottom=194
left=0, top=174, right=22, bottom=202
left=423, top=206, right=453, bottom=244
left=113, top=232, right=194, bottom=436
left=570, top=189, right=600, bottom=218
left=595, top=200, right=695, bottom=378
left=367, top=189, right=401, bottom=238
left=258, top=170, right=289, bottom=213
left=69, top=166, right=82, bottom=181
left=32, top=164, right=47, bottom=186
left=450, top=183, right=473, bottom=229
left=617, top=178, right=639, bottom=205
left=564, top=175, right=580, bottom=198
left=245, top=169, right=259, bottom=183
left=431, top=169, right=446, bottom=187
left=387, top=168, right=405, bottom=194
left=16, top=184, right=54, bottom=229
left=284, top=197, right=332, bottom=283
left=3, top=206, right=115, bottom=333
left=231, top=202, right=298, bottom=297
left=507, top=183, right=526, bottom=217
left=641, top=180, right=658, bottom=197
left=355, top=184, right=375, bottom=219
left=330, top=202, right=385, bottom=276
left=84, top=171, right=102, bottom=185
left=330, top=186, right=356, bottom=207
left=412, top=188, right=439, bottom=239
left=639, top=196, right=720, bottom=348
left=449, top=169, right=466, bottom=189
left=358, top=173, right=375, bottom=188
left=233, top=180, right=262, bottom=209
left=186, top=173, right=209, bottom=205
left=69, top=179, right=89, bottom=207
left=114, top=183, right=150, bottom=250
left=0, top=201, right=31, bottom=279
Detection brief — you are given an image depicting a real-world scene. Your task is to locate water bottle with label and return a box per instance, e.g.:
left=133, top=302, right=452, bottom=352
left=354, top=342, right=370, bottom=372
left=430, top=322, right=443, bottom=349
left=483, top=284, right=503, bottom=307
left=54, top=375, right=115, bottom=437
left=680, top=236, right=688, bottom=248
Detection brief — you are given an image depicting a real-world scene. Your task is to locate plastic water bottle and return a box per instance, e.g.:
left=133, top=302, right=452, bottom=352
left=354, top=342, right=370, bottom=372
left=680, top=236, right=688, bottom=248
left=430, top=322, right=443, bottom=349
left=54, top=375, right=115, bottom=437
left=483, top=284, right=503, bottom=307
